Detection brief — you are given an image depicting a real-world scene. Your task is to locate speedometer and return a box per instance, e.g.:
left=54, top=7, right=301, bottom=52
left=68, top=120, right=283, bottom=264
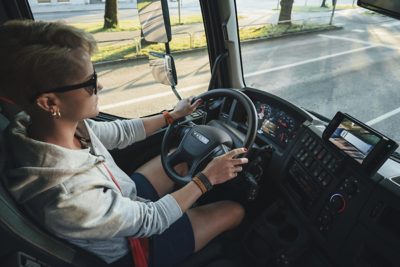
left=277, top=112, right=295, bottom=132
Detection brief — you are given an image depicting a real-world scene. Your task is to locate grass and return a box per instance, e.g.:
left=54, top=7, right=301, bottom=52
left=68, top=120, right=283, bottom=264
left=92, top=22, right=332, bottom=63
left=71, top=15, right=204, bottom=34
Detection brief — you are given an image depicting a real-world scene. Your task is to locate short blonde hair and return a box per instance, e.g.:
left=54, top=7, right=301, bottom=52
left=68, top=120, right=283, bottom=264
left=0, top=20, right=97, bottom=105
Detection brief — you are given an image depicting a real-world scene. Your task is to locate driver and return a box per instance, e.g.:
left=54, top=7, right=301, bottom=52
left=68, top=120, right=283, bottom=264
left=0, top=20, right=248, bottom=267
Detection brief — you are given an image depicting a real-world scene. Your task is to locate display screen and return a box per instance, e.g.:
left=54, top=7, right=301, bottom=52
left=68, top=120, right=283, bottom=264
left=328, top=117, right=381, bottom=164
left=255, top=101, right=298, bottom=147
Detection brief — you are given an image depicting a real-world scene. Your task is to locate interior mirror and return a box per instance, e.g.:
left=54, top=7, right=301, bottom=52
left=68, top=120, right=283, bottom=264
left=149, top=51, right=177, bottom=86
left=137, top=0, right=172, bottom=43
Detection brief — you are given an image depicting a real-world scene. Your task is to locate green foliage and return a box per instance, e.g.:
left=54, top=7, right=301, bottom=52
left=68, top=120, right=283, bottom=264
left=92, top=23, right=333, bottom=63
left=72, top=15, right=203, bottom=34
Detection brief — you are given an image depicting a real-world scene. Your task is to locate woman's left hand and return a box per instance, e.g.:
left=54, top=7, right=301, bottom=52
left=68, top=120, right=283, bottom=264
left=171, top=96, right=203, bottom=119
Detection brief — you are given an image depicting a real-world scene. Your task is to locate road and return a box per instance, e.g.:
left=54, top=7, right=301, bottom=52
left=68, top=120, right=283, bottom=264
left=94, top=9, right=400, bottom=145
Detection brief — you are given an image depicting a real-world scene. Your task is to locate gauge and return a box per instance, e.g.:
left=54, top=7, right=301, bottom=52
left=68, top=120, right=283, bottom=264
left=276, top=112, right=295, bottom=132
left=257, top=103, right=272, bottom=120
left=278, top=132, right=289, bottom=144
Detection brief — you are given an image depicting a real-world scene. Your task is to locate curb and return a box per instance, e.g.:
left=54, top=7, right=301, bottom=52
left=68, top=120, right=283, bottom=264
left=94, top=25, right=342, bottom=67
left=241, top=24, right=342, bottom=44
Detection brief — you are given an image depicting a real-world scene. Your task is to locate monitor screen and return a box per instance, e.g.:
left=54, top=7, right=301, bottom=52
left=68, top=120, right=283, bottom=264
left=358, top=0, right=400, bottom=19
left=328, top=117, right=381, bottom=164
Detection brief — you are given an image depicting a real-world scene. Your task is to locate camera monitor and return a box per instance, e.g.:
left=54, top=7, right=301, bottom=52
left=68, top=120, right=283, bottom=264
left=323, top=112, right=398, bottom=175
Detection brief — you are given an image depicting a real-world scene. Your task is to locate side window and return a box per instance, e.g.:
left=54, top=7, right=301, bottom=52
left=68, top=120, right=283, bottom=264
left=29, top=0, right=211, bottom=118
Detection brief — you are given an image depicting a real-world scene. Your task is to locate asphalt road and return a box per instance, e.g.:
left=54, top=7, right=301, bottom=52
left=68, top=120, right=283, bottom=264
left=95, top=10, right=400, bottom=144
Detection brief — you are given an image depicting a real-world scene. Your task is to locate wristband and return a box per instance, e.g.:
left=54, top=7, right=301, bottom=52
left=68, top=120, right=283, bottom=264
left=195, top=172, right=213, bottom=192
left=162, top=111, right=175, bottom=125
left=192, top=177, right=207, bottom=194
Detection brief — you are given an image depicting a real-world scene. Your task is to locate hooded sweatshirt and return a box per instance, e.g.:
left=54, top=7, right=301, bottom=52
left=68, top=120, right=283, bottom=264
left=3, top=112, right=183, bottom=263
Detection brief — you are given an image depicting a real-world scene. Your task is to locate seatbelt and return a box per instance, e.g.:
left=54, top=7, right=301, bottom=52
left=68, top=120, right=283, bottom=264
left=103, top=163, right=149, bottom=267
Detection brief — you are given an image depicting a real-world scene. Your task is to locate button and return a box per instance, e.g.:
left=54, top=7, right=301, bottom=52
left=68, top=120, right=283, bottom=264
left=304, top=156, right=313, bottom=168
left=296, top=148, right=305, bottom=159
left=323, top=174, right=332, bottom=185
left=327, top=158, right=340, bottom=173
left=305, top=136, right=313, bottom=147
left=300, top=152, right=309, bottom=162
left=310, top=161, right=318, bottom=173
left=313, top=145, right=323, bottom=156
left=317, top=149, right=327, bottom=160
left=313, top=166, right=323, bottom=178
left=309, top=140, right=317, bottom=151
left=301, top=133, right=310, bottom=143
left=322, top=154, right=332, bottom=165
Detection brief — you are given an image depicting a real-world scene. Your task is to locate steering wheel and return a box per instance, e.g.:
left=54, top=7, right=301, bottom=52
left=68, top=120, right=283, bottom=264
left=161, top=89, right=258, bottom=186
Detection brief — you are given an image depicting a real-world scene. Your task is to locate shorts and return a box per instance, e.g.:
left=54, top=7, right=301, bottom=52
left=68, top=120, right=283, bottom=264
left=111, top=172, right=195, bottom=267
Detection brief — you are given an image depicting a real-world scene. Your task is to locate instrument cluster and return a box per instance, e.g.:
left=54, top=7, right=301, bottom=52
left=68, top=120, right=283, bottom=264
left=255, top=101, right=300, bottom=148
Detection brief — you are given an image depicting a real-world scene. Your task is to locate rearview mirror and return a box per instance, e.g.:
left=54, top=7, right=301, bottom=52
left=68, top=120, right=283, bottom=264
left=149, top=51, right=177, bottom=86
left=137, top=0, right=172, bottom=43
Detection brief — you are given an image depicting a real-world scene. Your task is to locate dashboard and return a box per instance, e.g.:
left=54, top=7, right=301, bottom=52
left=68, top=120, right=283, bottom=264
left=212, top=88, right=400, bottom=267
left=220, top=89, right=310, bottom=151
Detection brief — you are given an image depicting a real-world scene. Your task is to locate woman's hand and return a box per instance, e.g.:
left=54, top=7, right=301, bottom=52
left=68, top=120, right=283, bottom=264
left=201, top=148, right=248, bottom=185
left=171, top=96, right=203, bottom=119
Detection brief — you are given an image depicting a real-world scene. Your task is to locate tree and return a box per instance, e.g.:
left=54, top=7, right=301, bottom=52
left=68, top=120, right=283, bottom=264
left=278, top=0, right=294, bottom=24
left=104, top=0, right=118, bottom=29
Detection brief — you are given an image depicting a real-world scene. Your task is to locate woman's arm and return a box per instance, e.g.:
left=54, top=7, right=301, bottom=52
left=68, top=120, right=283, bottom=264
left=142, top=97, right=202, bottom=136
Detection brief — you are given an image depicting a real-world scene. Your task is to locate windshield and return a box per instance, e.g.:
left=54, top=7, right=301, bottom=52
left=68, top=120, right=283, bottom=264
left=236, top=0, right=400, bottom=147
left=29, top=0, right=210, bottom=118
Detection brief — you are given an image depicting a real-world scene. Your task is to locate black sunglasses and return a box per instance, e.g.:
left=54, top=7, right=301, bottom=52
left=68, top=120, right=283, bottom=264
left=33, top=70, right=98, bottom=102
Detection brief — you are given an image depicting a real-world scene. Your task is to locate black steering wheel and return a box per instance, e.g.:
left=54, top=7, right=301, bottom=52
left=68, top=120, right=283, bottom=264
left=161, top=89, right=258, bottom=186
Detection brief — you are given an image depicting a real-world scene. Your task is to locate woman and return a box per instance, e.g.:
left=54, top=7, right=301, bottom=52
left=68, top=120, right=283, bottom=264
left=0, top=20, right=248, bottom=267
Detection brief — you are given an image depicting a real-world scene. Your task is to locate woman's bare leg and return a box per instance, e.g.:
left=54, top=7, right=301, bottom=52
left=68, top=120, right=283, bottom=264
left=137, top=156, right=245, bottom=252
left=186, top=201, right=245, bottom=252
left=135, top=155, right=187, bottom=197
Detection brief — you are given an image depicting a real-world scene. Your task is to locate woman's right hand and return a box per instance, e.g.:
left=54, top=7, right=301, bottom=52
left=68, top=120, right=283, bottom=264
left=201, top=147, right=249, bottom=185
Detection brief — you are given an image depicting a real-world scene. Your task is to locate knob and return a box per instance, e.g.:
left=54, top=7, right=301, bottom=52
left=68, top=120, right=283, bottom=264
left=329, top=193, right=346, bottom=213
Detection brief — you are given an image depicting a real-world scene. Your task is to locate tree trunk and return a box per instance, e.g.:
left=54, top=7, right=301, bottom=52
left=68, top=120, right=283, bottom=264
left=321, top=0, right=328, bottom=7
left=278, top=0, right=294, bottom=24
left=104, top=0, right=118, bottom=29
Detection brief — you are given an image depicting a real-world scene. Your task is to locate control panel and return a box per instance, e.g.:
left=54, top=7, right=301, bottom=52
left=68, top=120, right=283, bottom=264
left=316, top=175, right=361, bottom=233
left=287, top=131, right=341, bottom=213
left=286, top=128, right=369, bottom=239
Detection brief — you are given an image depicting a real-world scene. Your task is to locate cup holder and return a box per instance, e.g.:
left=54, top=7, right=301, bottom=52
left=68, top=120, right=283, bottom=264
left=278, top=224, right=299, bottom=242
left=265, top=211, right=286, bottom=226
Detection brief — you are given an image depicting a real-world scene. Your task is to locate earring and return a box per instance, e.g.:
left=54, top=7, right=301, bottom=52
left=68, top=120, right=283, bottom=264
left=50, top=109, right=61, bottom=119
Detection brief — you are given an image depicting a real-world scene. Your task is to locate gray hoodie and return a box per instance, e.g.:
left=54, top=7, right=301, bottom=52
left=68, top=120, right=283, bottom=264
left=4, top=112, right=183, bottom=263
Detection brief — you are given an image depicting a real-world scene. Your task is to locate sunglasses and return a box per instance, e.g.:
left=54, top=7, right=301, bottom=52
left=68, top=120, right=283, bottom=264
left=33, top=70, right=98, bottom=102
